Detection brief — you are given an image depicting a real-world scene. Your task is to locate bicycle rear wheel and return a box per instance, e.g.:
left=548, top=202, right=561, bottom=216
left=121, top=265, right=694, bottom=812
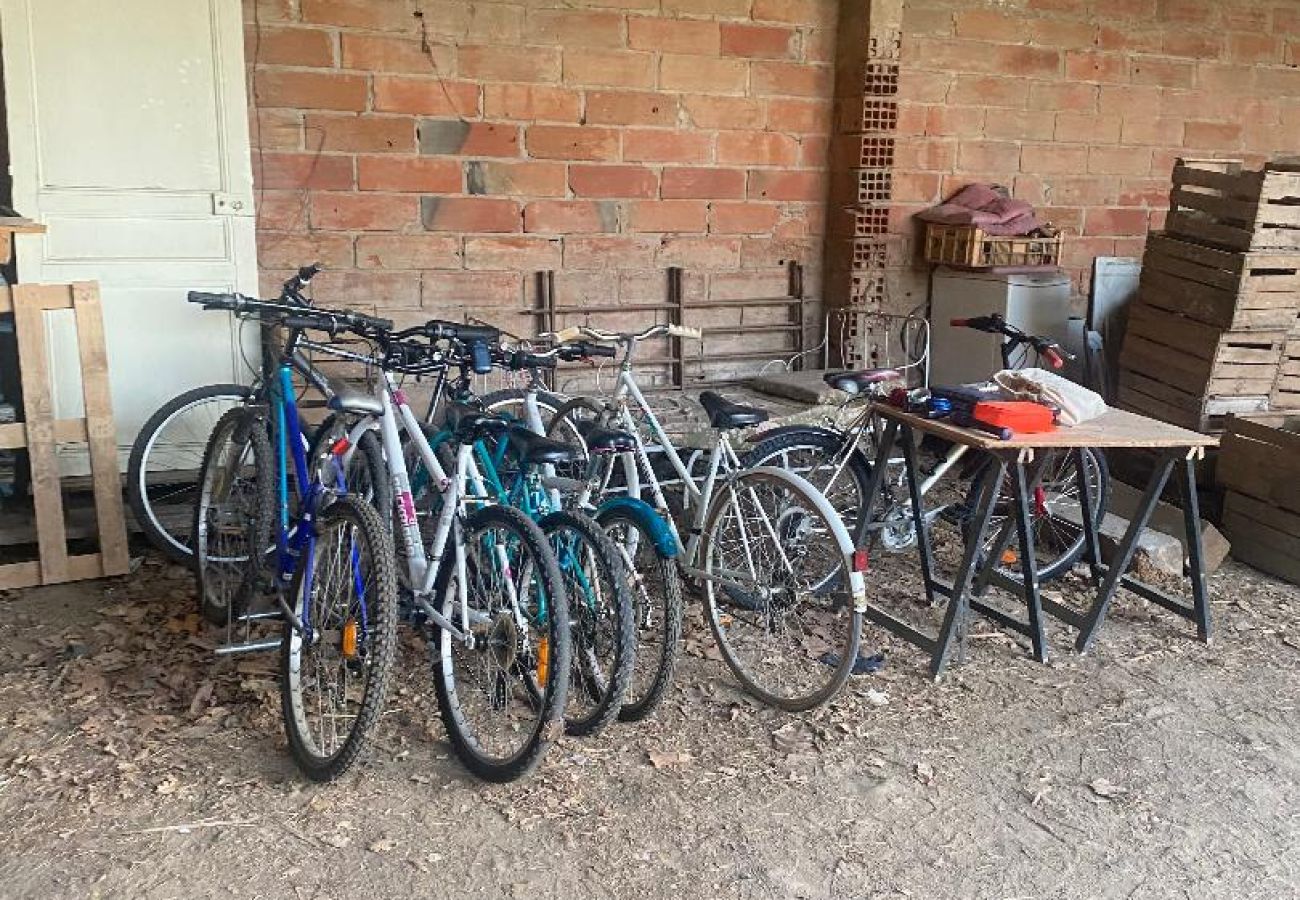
left=281, top=495, right=400, bottom=782
left=308, top=414, right=392, bottom=525
left=701, top=469, right=862, bottom=712
left=129, top=384, right=250, bottom=564
left=192, top=407, right=274, bottom=626
left=432, top=504, right=571, bottom=783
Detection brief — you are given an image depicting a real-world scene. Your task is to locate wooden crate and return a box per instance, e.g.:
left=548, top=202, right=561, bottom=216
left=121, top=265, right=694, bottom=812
left=1117, top=303, right=1284, bottom=431
left=1166, top=158, right=1300, bottom=252
left=1217, top=414, right=1300, bottom=583
left=923, top=223, right=1063, bottom=268
left=1271, top=338, right=1300, bottom=409
left=1138, top=232, right=1300, bottom=331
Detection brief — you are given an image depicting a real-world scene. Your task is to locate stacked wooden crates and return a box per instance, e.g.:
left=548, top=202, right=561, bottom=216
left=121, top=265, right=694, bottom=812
left=1118, top=158, right=1300, bottom=432
left=1217, top=415, right=1300, bottom=584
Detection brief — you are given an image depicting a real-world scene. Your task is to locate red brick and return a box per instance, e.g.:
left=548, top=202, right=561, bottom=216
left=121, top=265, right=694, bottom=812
left=564, top=236, right=660, bottom=270
left=422, top=197, right=521, bottom=233
left=799, top=135, right=828, bottom=167
left=247, top=26, right=335, bottom=68
left=482, top=84, right=582, bottom=122
left=422, top=272, right=524, bottom=311
left=1116, top=178, right=1171, bottom=207
left=1097, top=25, right=1164, bottom=54
left=1184, top=121, right=1243, bottom=149
left=316, top=271, right=422, bottom=309
left=586, top=91, right=679, bottom=127
left=751, top=0, right=836, bottom=26
left=955, top=8, right=1020, bottom=40
left=1084, top=207, right=1148, bottom=235
left=1065, top=51, right=1127, bottom=83
left=627, top=200, right=709, bottom=233
left=904, top=6, right=955, bottom=37
left=340, top=34, right=450, bottom=74
left=528, top=10, right=625, bottom=47
left=766, top=98, right=831, bottom=134
left=740, top=235, right=819, bottom=268
left=893, top=138, right=957, bottom=172
left=709, top=202, right=780, bottom=234
left=1097, top=84, right=1161, bottom=117
left=924, top=106, right=984, bottom=137
left=891, top=172, right=943, bottom=204
left=623, top=130, right=712, bottom=163
left=1156, top=0, right=1215, bottom=26
left=1161, top=30, right=1222, bottom=58
left=983, top=110, right=1055, bottom=142
left=374, top=77, right=481, bottom=117
left=465, top=161, right=567, bottom=197
left=253, top=109, right=303, bottom=151
left=254, top=153, right=354, bottom=191
left=1028, top=82, right=1098, bottom=112
left=995, top=44, right=1062, bottom=78
left=957, top=141, right=1021, bottom=172
left=460, top=45, right=562, bottom=83
left=909, top=38, right=1058, bottom=77
left=1020, top=144, right=1089, bottom=174
left=716, top=131, right=799, bottom=166
left=564, top=50, right=656, bottom=88
left=1054, top=113, right=1122, bottom=144
left=750, top=61, right=832, bottom=98
left=357, top=156, right=461, bottom=192
left=301, top=0, right=411, bottom=30
left=1092, top=0, right=1157, bottom=19
left=255, top=70, right=368, bottom=111
left=660, top=55, right=748, bottom=95
left=663, top=0, right=749, bottom=16
left=257, top=231, right=355, bottom=270
left=524, top=200, right=619, bottom=234
left=662, top=168, right=747, bottom=199
left=1226, top=32, right=1280, bottom=64
left=463, top=4, right=523, bottom=43
left=355, top=235, right=462, bottom=269
left=684, top=95, right=767, bottom=130
left=656, top=237, right=741, bottom=270
left=1130, top=57, right=1194, bottom=88
left=1119, top=116, right=1183, bottom=146
left=311, top=192, right=420, bottom=231
left=748, top=170, right=824, bottom=201
left=948, top=75, right=1030, bottom=108
left=1257, top=67, right=1300, bottom=96
left=1159, top=89, right=1237, bottom=120
left=1087, top=146, right=1152, bottom=175
left=628, top=18, right=719, bottom=55
left=898, top=70, right=951, bottom=104
left=720, top=24, right=796, bottom=59
left=526, top=126, right=620, bottom=161
left=418, top=121, right=519, bottom=158
left=304, top=115, right=416, bottom=153
left=255, top=190, right=308, bottom=232
left=1028, top=18, right=1097, bottom=49
left=463, top=236, right=562, bottom=271
left=1279, top=8, right=1300, bottom=36
left=569, top=165, right=659, bottom=199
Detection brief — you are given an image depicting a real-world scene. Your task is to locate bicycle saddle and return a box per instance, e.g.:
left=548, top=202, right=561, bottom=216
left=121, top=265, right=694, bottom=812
left=325, top=377, right=384, bottom=416
left=822, top=368, right=902, bottom=396
left=585, top=427, right=636, bottom=455
left=450, top=405, right=509, bottom=443
left=698, top=391, right=769, bottom=430
left=506, top=425, right=580, bottom=465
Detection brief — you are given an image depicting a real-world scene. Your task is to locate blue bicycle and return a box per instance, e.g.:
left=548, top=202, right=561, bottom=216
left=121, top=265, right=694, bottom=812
left=189, top=291, right=400, bottom=783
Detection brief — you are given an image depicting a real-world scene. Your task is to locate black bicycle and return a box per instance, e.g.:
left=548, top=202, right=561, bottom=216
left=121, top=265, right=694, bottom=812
left=744, top=314, right=1108, bottom=583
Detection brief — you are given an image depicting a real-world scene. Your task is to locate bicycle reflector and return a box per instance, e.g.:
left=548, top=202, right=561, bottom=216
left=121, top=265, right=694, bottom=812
left=852, top=548, right=870, bottom=573
left=330, top=436, right=351, bottom=457
left=342, top=619, right=358, bottom=659
left=536, top=636, right=550, bottom=684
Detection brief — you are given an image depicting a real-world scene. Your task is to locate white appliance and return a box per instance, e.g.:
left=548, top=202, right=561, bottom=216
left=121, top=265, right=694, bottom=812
left=929, top=267, right=1072, bottom=385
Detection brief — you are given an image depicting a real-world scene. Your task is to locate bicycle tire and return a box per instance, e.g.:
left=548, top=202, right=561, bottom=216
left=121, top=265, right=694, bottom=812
left=281, top=494, right=400, bottom=782
left=431, top=504, right=571, bottom=783
left=700, top=468, right=863, bottom=712
left=596, top=508, right=684, bottom=722
left=967, top=447, right=1109, bottom=583
left=192, top=406, right=275, bottom=626
left=538, top=510, right=636, bottom=737
left=128, top=383, right=251, bottom=565
left=480, top=388, right=568, bottom=429
left=307, top=413, right=393, bottom=526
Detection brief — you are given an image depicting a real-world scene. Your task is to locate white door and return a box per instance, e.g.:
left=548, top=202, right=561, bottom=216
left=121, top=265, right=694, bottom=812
left=2, top=0, right=258, bottom=470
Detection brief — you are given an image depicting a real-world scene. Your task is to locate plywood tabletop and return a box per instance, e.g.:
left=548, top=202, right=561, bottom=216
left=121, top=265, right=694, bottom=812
left=872, top=404, right=1220, bottom=450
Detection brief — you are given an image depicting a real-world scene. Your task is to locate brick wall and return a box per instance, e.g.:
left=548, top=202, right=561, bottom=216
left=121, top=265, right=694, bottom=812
left=243, top=0, right=836, bottom=364
left=892, top=0, right=1300, bottom=306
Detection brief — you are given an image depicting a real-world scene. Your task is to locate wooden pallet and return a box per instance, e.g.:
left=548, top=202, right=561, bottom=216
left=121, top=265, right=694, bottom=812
left=1139, top=232, right=1300, bottom=331
left=1217, top=414, right=1300, bottom=583
left=1271, top=338, right=1300, bottom=409
left=1166, top=158, right=1300, bottom=252
left=0, top=282, right=130, bottom=589
left=1117, top=303, right=1284, bottom=431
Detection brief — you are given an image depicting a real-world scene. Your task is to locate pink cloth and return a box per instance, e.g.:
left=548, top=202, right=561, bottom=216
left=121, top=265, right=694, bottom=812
left=916, top=183, right=1042, bottom=236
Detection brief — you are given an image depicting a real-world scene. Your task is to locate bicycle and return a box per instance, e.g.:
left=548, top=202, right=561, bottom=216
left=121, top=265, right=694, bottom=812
left=544, top=323, right=870, bottom=712
left=188, top=290, right=400, bottom=782
left=744, top=313, right=1108, bottom=584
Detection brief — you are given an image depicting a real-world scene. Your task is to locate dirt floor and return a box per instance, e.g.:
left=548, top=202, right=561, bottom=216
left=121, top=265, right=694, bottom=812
left=1, top=546, right=1298, bottom=900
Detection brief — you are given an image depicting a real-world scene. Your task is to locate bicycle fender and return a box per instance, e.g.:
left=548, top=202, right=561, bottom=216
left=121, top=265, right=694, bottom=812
left=744, top=465, right=867, bottom=611
left=748, top=424, right=843, bottom=444
left=594, top=498, right=679, bottom=559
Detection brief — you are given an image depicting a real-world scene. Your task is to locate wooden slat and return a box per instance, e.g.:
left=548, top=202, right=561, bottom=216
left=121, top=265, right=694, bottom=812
left=0, top=283, right=75, bottom=314
left=0, top=418, right=89, bottom=450
left=12, top=284, right=69, bottom=582
left=0, top=553, right=105, bottom=591
left=1225, top=415, right=1300, bottom=455
left=1171, top=186, right=1260, bottom=226
left=72, top=282, right=130, bottom=576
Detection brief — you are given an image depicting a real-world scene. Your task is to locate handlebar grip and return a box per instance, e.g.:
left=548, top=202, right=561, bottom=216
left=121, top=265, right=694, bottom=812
left=508, top=350, right=557, bottom=371
left=667, top=324, right=703, bottom=340
left=586, top=342, right=617, bottom=358
left=188, top=291, right=239, bottom=308
left=949, top=318, right=969, bottom=327
left=1044, top=347, right=1065, bottom=369
left=283, top=315, right=328, bottom=331
left=350, top=311, right=394, bottom=332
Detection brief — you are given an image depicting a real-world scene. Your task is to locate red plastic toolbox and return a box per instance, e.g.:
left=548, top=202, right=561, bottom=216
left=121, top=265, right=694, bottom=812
left=972, top=401, right=1056, bottom=434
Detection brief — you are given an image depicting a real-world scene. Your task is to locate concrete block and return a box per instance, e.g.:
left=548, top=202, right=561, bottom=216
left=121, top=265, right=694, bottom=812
left=1107, top=480, right=1230, bottom=574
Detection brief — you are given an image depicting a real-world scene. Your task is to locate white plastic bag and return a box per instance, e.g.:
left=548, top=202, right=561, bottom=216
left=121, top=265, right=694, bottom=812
left=992, top=368, right=1107, bottom=426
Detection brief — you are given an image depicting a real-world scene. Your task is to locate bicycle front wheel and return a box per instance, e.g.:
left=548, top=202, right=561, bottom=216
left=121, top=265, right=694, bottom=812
left=701, top=469, right=862, bottom=712
left=432, top=504, right=571, bottom=783
left=129, top=384, right=251, bottom=564
left=281, top=495, right=400, bottom=782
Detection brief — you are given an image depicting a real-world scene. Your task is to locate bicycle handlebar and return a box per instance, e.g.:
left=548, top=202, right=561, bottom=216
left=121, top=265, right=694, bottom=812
left=950, top=313, right=1074, bottom=369
left=542, top=323, right=703, bottom=345
left=187, top=291, right=393, bottom=335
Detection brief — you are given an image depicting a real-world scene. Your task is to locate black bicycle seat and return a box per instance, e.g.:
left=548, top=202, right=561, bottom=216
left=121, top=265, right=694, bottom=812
left=823, top=368, right=902, bottom=396
left=325, top=376, right=384, bottom=415
left=699, top=391, right=769, bottom=430
left=506, top=426, right=579, bottom=465
left=450, top=404, right=509, bottom=443
left=585, top=427, right=636, bottom=455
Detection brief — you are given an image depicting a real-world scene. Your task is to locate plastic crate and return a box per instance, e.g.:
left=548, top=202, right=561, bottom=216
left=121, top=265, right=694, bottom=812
left=923, top=223, right=1063, bottom=269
